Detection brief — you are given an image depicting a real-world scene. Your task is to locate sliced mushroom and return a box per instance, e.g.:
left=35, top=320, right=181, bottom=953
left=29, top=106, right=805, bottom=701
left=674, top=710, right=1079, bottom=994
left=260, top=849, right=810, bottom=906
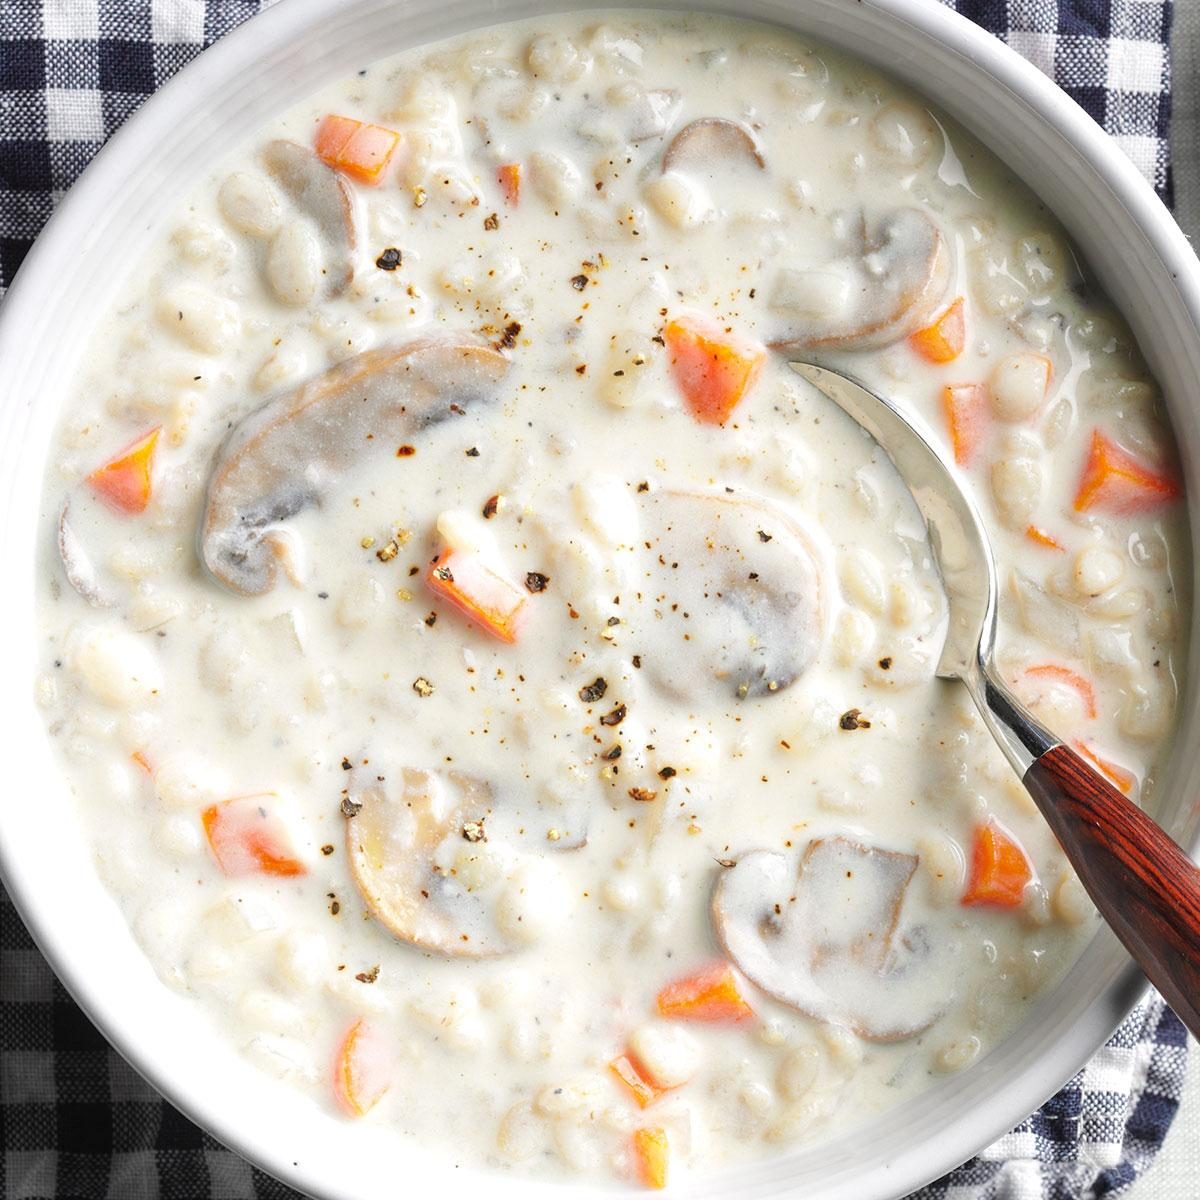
left=200, top=336, right=510, bottom=595
left=770, top=209, right=952, bottom=351
left=261, top=139, right=359, bottom=296
left=712, top=838, right=949, bottom=1041
left=57, top=501, right=114, bottom=607
left=631, top=488, right=827, bottom=699
left=347, top=766, right=514, bottom=957
left=663, top=117, right=765, bottom=172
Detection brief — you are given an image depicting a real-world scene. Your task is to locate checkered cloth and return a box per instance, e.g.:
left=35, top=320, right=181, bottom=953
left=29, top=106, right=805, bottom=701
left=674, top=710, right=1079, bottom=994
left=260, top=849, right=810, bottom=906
left=948, top=0, right=1174, bottom=199
left=0, top=2, right=1187, bottom=1198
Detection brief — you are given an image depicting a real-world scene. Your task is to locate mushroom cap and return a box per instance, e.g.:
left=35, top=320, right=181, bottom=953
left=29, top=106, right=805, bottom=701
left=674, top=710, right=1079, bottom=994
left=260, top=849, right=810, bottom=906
left=770, top=208, right=953, bottom=351
left=712, top=838, right=952, bottom=1041
left=346, top=767, right=516, bottom=958
left=261, top=139, right=359, bottom=296
left=632, top=488, right=827, bottom=700
left=663, top=117, right=766, bottom=172
left=199, top=336, right=510, bottom=596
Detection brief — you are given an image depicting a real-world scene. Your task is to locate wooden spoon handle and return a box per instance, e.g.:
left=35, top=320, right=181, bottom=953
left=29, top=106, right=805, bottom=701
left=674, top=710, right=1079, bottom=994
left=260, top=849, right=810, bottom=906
left=1025, top=744, right=1200, bottom=1037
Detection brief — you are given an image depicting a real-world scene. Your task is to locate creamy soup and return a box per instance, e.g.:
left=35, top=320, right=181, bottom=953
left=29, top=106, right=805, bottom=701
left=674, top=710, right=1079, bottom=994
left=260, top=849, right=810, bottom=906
left=34, top=11, right=1189, bottom=1192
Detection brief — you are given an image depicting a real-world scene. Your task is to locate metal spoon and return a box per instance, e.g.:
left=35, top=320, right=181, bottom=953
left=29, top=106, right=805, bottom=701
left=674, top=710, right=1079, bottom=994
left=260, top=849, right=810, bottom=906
left=791, top=360, right=1200, bottom=1038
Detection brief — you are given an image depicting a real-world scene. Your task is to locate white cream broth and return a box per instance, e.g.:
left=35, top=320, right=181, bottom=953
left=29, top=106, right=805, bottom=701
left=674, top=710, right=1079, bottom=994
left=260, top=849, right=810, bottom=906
left=35, top=10, right=1190, bottom=1191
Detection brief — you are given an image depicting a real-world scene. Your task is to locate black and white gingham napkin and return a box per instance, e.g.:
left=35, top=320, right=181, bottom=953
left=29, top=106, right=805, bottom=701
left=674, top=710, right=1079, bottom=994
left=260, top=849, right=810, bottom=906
left=0, top=2, right=1186, bottom=1198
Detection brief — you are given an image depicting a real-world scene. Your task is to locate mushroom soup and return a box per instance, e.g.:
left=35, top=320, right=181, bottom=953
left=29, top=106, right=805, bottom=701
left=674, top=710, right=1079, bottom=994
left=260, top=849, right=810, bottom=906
left=35, top=10, right=1189, bottom=1191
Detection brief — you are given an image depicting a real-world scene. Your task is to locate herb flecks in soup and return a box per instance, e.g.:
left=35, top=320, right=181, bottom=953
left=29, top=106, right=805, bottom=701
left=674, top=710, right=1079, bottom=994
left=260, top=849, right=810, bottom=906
left=36, top=12, right=1187, bottom=1191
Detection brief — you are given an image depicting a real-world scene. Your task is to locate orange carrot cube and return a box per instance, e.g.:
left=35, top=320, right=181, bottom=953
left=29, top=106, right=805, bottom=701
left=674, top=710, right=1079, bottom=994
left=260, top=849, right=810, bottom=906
left=314, top=113, right=401, bottom=185
left=962, top=820, right=1033, bottom=908
left=656, top=961, right=754, bottom=1024
left=1022, top=663, right=1097, bottom=720
left=909, top=297, right=965, bottom=363
left=1073, top=430, right=1180, bottom=515
left=87, top=427, right=160, bottom=515
left=333, top=1018, right=391, bottom=1117
left=497, top=163, right=521, bottom=206
left=201, top=795, right=307, bottom=878
left=940, top=384, right=987, bottom=467
left=632, top=1127, right=669, bottom=1190
left=664, top=313, right=766, bottom=426
left=426, top=547, right=528, bottom=643
left=610, top=1053, right=666, bottom=1108
left=1024, top=525, right=1065, bottom=552
left=1072, top=739, right=1137, bottom=796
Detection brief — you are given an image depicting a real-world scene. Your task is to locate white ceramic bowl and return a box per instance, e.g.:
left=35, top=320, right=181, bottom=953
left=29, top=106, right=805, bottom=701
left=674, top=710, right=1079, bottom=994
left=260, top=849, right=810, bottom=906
left=1, top=2, right=1198, bottom=1197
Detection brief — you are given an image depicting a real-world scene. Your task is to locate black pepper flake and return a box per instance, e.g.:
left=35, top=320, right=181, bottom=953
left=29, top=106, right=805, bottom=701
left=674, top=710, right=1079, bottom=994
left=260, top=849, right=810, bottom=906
left=483, top=211, right=500, bottom=231
left=600, top=703, right=627, bottom=727
left=839, top=708, right=871, bottom=731
left=579, top=677, right=608, bottom=703
left=375, top=247, right=402, bottom=270
left=341, top=757, right=353, bottom=770
left=757, top=529, right=773, bottom=543
left=657, top=766, right=677, bottom=780
left=524, top=571, right=550, bottom=593
left=321, top=844, right=335, bottom=856
left=601, top=744, right=622, bottom=761
left=482, top=494, right=500, bottom=519
left=878, top=656, right=893, bottom=671
left=424, top=611, right=438, bottom=627
left=570, top=274, right=589, bottom=291
left=606, top=615, right=620, bottom=627
left=396, top=444, right=416, bottom=457
left=631, top=655, right=642, bottom=669
left=636, top=481, right=650, bottom=493
left=465, top=446, right=480, bottom=457
left=355, top=965, right=380, bottom=983
left=328, top=895, right=342, bottom=915
left=433, top=565, right=454, bottom=583
left=628, top=787, right=658, bottom=803
left=496, top=320, right=521, bottom=350
left=462, top=819, right=487, bottom=843
left=340, top=796, right=363, bottom=818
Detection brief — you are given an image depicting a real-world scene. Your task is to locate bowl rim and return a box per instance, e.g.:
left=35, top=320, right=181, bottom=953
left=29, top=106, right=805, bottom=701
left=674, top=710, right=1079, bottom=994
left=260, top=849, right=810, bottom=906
left=0, top=1, right=1195, bottom=1198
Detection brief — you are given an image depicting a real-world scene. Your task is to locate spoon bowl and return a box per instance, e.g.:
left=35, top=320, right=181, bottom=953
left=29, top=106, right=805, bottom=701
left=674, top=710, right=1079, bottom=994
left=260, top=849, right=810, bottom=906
left=792, top=359, right=1200, bottom=1039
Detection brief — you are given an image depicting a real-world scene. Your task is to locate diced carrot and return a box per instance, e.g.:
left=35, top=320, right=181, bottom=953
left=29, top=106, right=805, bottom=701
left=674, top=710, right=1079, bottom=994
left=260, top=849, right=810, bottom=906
left=961, top=820, right=1033, bottom=908
left=610, top=1052, right=667, bottom=1108
left=909, top=297, right=965, bottom=364
left=940, top=384, right=987, bottom=467
left=664, top=313, right=766, bottom=426
left=632, top=1127, right=669, bottom=1190
left=497, top=163, right=521, bottom=206
left=1073, top=430, right=1181, bottom=515
left=201, top=795, right=307, bottom=878
left=130, top=750, right=154, bottom=776
left=87, top=427, right=160, bottom=515
left=426, top=547, right=528, bottom=643
left=1024, top=525, right=1065, bottom=552
left=314, top=113, right=401, bottom=185
left=1072, top=739, right=1137, bottom=796
left=1022, top=664, right=1097, bottom=720
left=656, top=961, right=754, bottom=1024
left=332, top=1018, right=391, bottom=1117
